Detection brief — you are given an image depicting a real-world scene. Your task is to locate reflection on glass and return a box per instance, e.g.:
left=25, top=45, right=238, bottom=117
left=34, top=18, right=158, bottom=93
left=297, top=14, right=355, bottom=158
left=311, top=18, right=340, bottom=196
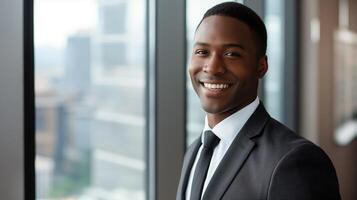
left=264, top=0, right=284, bottom=121
left=34, top=0, right=146, bottom=199
left=186, top=0, right=230, bottom=146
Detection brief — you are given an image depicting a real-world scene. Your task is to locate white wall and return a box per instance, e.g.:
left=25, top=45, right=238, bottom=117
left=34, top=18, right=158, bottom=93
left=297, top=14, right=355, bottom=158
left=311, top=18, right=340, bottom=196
left=0, top=0, right=24, bottom=199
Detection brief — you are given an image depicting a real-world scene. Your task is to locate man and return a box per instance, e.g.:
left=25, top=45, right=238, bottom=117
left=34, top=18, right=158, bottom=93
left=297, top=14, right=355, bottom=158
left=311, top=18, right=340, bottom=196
left=177, top=2, right=340, bottom=200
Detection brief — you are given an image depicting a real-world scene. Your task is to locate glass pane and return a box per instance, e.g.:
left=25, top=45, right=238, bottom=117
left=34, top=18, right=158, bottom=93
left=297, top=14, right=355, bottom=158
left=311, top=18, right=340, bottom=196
left=34, top=0, right=146, bottom=199
left=264, top=0, right=284, bottom=121
left=186, top=0, right=229, bottom=146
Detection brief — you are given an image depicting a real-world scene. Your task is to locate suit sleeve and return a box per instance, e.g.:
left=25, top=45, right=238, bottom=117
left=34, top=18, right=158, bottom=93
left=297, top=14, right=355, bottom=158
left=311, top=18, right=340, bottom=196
left=267, top=143, right=341, bottom=200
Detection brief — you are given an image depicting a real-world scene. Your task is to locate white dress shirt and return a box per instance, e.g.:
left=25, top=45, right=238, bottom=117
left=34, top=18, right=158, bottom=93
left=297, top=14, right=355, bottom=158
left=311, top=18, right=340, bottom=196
left=185, top=97, right=260, bottom=200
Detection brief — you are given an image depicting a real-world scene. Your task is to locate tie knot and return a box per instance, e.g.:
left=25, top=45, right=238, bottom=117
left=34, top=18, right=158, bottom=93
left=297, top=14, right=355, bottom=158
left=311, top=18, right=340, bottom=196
left=203, top=130, right=220, bottom=149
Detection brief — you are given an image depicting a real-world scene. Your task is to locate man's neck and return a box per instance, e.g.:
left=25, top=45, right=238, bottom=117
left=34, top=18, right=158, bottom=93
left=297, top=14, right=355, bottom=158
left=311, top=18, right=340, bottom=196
left=207, top=97, right=258, bottom=128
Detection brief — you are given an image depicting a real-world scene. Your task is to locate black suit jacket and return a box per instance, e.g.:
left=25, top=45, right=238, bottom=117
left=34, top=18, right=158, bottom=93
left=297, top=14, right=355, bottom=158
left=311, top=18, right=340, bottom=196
left=177, top=104, right=340, bottom=200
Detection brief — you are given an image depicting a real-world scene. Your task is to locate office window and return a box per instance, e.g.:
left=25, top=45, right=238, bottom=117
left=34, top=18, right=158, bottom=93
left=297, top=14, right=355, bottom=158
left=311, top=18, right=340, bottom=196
left=264, top=0, right=284, bottom=121
left=34, top=0, right=146, bottom=199
left=100, top=3, right=127, bottom=34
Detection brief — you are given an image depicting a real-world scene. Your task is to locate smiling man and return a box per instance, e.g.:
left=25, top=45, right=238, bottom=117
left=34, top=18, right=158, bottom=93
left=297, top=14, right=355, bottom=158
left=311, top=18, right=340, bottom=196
left=176, top=2, right=340, bottom=200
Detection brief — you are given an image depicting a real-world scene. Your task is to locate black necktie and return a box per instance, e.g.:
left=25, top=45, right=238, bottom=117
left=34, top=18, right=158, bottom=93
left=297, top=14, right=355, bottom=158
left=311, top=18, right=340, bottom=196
left=190, top=130, right=220, bottom=200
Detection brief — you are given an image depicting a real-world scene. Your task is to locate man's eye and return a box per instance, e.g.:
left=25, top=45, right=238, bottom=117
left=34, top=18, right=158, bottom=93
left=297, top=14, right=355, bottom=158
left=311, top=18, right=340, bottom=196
left=194, top=50, right=208, bottom=56
left=225, top=52, right=241, bottom=57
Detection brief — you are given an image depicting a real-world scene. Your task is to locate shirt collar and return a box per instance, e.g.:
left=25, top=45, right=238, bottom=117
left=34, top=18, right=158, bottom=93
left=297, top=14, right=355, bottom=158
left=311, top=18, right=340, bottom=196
left=202, top=96, right=260, bottom=145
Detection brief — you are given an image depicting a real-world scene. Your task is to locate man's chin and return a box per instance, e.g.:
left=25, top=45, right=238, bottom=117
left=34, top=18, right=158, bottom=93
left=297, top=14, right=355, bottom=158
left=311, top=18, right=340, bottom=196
left=201, top=102, right=243, bottom=116
left=201, top=103, right=225, bottom=115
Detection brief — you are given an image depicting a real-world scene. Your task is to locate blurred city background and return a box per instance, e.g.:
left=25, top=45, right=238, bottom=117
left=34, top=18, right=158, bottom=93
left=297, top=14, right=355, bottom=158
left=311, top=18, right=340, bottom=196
left=0, top=0, right=356, bottom=200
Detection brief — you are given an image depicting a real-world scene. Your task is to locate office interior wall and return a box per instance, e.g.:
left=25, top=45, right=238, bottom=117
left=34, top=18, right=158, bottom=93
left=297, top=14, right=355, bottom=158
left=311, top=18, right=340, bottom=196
left=300, top=0, right=357, bottom=199
left=349, top=0, right=357, bottom=31
left=300, top=0, right=319, bottom=143
left=0, top=0, right=24, bottom=199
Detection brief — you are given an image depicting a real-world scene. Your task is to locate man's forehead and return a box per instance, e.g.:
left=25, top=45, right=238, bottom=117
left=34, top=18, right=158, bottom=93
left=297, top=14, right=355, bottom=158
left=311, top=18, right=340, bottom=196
left=194, top=30, right=249, bottom=48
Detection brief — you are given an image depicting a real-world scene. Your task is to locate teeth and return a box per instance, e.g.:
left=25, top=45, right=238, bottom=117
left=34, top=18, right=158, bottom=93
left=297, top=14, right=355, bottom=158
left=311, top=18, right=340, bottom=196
left=203, top=83, right=229, bottom=89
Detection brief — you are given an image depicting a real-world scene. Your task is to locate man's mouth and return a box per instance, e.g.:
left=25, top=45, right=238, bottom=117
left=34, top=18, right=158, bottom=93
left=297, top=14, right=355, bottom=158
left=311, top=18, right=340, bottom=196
left=198, top=81, right=232, bottom=97
left=202, top=82, right=230, bottom=89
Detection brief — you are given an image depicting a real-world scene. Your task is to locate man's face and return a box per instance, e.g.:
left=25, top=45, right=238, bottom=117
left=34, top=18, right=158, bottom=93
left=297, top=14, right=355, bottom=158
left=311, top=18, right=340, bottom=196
left=189, top=15, right=267, bottom=117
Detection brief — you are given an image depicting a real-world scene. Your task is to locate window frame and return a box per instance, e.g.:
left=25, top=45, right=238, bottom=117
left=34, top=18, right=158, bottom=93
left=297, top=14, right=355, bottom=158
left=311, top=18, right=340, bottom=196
left=24, top=0, right=187, bottom=199
left=24, top=0, right=36, bottom=199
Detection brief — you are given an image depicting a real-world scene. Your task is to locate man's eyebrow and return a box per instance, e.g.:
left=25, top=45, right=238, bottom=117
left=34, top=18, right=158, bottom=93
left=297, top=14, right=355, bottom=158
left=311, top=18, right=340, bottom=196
left=194, top=42, right=209, bottom=47
left=193, top=42, right=245, bottom=50
left=223, top=43, right=245, bottom=50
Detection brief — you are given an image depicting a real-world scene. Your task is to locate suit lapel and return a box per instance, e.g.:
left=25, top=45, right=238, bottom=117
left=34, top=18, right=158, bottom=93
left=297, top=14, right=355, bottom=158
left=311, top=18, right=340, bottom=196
left=202, top=103, right=270, bottom=200
left=176, top=137, right=202, bottom=200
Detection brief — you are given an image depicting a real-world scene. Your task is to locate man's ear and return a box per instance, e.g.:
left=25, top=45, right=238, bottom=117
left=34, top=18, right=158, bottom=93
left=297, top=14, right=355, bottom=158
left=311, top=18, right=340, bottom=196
left=257, top=55, right=268, bottom=78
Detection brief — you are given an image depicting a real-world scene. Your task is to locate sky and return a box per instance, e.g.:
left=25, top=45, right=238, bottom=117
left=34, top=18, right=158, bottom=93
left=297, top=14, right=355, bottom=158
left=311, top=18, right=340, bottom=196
left=34, top=0, right=97, bottom=48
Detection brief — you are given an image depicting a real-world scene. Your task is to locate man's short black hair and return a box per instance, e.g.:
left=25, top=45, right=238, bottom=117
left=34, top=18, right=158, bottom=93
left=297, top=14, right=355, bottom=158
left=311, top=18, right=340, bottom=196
left=197, top=2, right=267, bottom=57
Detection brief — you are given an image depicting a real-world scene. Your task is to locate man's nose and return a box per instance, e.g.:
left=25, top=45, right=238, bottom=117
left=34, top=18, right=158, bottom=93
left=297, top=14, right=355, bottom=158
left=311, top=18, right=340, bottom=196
left=203, top=54, right=226, bottom=75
